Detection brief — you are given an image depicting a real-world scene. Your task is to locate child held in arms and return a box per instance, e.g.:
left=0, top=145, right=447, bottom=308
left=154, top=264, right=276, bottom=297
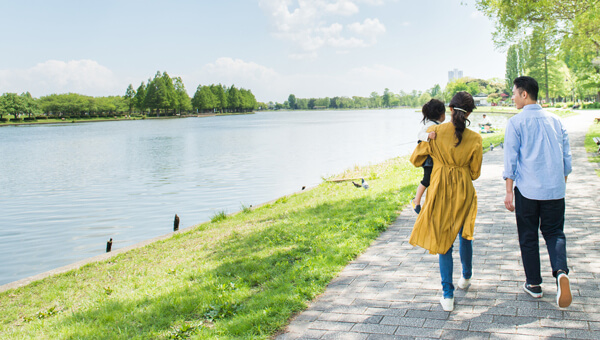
left=411, top=99, right=446, bottom=214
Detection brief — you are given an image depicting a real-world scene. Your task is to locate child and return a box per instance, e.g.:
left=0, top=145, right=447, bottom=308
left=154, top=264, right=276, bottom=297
left=411, top=99, right=446, bottom=214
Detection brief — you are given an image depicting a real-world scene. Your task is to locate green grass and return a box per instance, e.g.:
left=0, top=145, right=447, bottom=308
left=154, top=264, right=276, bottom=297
left=585, top=122, right=600, bottom=166
left=547, top=108, right=579, bottom=118
left=0, top=157, right=421, bottom=339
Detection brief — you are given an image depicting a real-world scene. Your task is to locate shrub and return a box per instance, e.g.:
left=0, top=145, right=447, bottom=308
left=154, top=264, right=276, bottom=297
left=10, top=118, right=23, bottom=122
left=23, top=117, right=36, bottom=121
left=210, top=210, right=227, bottom=223
left=0, top=118, right=8, bottom=123
left=36, top=116, right=48, bottom=120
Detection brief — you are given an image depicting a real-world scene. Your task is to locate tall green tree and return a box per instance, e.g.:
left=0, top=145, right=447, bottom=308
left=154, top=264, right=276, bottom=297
left=369, top=92, right=380, bottom=108
left=382, top=88, right=392, bottom=107
left=160, top=72, right=176, bottom=114
left=227, top=85, right=242, bottom=112
left=1, top=93, right=26, bottom=119
left=210, top=84, right=228, bottom=113
left=124, top=84, right=136, bottom=114
left=192, top=85, right=216, bottom=113
left=20, top=92, right=39, bottom=117
left=477, top=0, right=600, bottom=101
left=287, top=94, right=297, bottom=110
left=505, top=45, right=520, bottom=93
left=134, top=82, right=147, bottom=114
left=173, top=77, right=191, bottom=114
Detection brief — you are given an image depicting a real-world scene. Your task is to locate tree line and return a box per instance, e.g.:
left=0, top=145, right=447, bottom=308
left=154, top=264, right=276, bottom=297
left=0, top=71, right=262, bottom=121
left=278, top=78, right=507, bottom=110
left=477, top=0, right=600, bottom=105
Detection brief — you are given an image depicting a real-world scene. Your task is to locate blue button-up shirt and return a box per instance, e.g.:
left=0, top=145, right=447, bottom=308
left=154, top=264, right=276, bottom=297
left=502, top=104, right=572, bottom=200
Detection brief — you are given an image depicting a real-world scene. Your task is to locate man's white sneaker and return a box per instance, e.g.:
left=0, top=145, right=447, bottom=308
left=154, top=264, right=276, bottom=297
left=557, top=272, right=572, bottom=308
left=458, top=277, right=471, bottom=289
left=440, top=297, right=454, bottom=312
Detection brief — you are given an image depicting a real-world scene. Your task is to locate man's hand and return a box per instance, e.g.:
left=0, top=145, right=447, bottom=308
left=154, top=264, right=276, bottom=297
left=504, top=178, right=515, bottom=212
left=504, top=192, right=515, bottom=212
left=428, top=131, right=437, bottom=140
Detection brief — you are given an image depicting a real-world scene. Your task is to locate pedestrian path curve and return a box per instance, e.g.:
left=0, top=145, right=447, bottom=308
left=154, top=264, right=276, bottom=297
left=277, top=111, right=600, bottom=339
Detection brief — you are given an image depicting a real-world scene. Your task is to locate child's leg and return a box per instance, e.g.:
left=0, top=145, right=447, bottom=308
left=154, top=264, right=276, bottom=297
left=413, top=183, right=426, bottom=206
left=414, top=166, right=432, bottom=205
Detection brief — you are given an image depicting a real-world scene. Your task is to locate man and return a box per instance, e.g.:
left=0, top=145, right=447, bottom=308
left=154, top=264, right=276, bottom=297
left=503, top=76, right=572, bottom=308
left=479, top=114, right=492, bottom=127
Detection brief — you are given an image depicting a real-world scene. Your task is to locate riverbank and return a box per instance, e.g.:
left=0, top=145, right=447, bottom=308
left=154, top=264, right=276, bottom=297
left=0, top=157, right=422, bottom=339
left=0, top=112, right=256, bottom=127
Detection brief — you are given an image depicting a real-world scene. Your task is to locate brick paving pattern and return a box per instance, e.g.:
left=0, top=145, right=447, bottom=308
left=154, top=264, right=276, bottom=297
left=277, top=112, right=600, bottom=339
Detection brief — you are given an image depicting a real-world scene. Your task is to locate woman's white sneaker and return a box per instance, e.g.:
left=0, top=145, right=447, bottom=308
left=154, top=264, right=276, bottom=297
left=440, top=297, right=454, bottom=311
left=458, top=277, right=471, bottom=289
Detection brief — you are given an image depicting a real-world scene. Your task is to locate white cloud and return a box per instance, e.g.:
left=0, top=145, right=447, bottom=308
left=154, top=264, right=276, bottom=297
left=185, top=57, right=283, bottom=100
left=185, top=58, right=412, bottom=103
left=324, top=0, right=359, bottom=15
left=347, top=18, right=385, bottom=43
left=0, top=60, right=121, bottom=97
left=201, top=57, right=279, bottom=80
left=259, top=0, right=386, bottom=57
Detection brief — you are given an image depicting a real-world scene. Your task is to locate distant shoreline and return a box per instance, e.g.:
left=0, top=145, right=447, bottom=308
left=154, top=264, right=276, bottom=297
left=0, top=112, right=255, bottom=127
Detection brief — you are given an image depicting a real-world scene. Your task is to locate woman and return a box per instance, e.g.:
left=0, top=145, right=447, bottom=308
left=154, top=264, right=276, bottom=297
left=409, top=91, right=483, bottom=312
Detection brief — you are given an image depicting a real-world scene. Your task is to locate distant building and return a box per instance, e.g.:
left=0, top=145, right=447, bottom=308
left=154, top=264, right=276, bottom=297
left=448, top=69, right=463, bottom=82
left=473, top=93, right=489, bottom=106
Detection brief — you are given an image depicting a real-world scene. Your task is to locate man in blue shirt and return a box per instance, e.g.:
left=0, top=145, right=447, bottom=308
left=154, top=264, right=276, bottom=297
left=503, top=76, right=572, bottom=308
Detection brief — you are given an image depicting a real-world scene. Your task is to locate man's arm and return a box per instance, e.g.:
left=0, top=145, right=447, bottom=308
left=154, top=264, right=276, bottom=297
left=502, top=119, right=518, bottom=212
left=504, top=178, right=515, bottom=212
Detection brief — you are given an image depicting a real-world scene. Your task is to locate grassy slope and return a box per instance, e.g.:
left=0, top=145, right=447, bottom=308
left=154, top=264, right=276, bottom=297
left=585, top=122, right=600, bottom=177
left=0, top=158, right=421, bottom=339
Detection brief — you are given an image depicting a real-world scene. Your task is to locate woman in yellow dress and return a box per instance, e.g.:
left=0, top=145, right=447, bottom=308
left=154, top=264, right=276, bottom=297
left=409, top=91, right=483, bottom=312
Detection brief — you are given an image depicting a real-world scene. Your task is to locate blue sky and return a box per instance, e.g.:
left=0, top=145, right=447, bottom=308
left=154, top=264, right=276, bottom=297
left=0, top=0, right=506, bottom=103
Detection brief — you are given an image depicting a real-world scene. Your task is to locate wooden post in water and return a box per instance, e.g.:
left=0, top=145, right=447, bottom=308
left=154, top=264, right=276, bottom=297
left=106, top=238, right=113, bottom=253
left=174, top=214, right=180, bottom=231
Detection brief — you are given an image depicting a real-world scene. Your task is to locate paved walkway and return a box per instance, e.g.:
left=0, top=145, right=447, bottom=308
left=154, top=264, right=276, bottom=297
left=277, top=112, right=600, bottom=339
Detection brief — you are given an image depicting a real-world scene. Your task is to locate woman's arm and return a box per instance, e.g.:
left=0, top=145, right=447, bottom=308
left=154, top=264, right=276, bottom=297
left=410, top=141, right=431, bottom=167
left=470, top=138, right=483, bottom=180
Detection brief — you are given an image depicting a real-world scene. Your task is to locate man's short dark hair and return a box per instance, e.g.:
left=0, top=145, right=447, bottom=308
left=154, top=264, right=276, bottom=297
left=513, top=76, right=539, bottom=101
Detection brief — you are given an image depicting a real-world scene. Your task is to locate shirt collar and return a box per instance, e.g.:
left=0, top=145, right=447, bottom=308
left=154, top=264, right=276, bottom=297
left=522, top=103, right=542, bottom=111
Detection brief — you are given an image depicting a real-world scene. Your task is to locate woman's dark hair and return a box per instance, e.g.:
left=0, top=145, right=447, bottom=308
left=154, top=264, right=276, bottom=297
left=449, top=91, right=476, bottom=147
left=513, top=76, right=539, bottom=101
left=421, top=99, right=445, bottom=124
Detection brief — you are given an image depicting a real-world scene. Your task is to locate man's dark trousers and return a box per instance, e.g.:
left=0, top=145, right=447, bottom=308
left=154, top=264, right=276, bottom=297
left=514, top=187, right=569, bottom=285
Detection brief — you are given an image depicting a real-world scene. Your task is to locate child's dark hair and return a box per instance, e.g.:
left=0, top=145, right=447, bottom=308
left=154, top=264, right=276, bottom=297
left=449, top=91, right=476, bottom=147
left=421, top=99, right=445, bottom=124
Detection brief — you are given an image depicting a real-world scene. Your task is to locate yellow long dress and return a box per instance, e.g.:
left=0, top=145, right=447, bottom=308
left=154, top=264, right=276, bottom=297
left=409, top=122, right=483, bottom=255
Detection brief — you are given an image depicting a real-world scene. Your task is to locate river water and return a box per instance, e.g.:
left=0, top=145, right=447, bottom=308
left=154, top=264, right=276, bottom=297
left=0, top=109, right=504, bottom=285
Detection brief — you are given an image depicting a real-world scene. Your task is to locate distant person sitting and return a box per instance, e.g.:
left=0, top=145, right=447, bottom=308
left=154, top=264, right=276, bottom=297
left=478, top=114, right=492, bottom=127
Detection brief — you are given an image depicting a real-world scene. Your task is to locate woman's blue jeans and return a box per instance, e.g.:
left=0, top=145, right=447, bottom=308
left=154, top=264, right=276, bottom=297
left=438, top=228, right=472, bottom=298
